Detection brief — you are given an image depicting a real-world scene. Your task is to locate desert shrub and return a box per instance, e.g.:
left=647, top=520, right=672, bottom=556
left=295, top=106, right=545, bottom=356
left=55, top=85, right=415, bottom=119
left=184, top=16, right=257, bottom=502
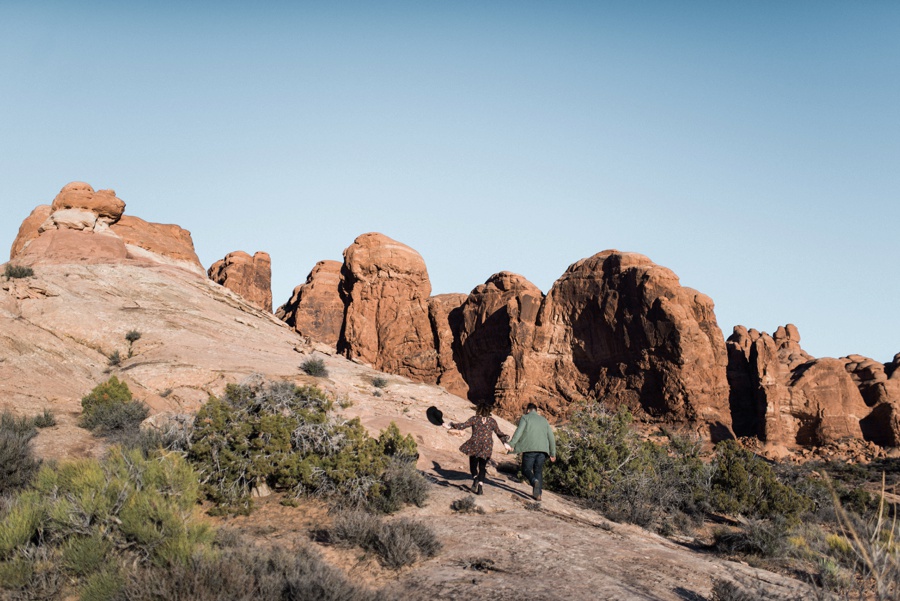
left=80, top=376, right=149, bottom=437
left=329, top=511, right=440, bottom=569
left=710, top=440, right=812, bottom=521
left=372, top=458, right=429, bottom=513
left=451, top=496, right=483, bottom=514
left=371, top=376, right=389, bottom=389
left=301, top=357, right=329, bottom=377
left=119, top=533, right=380, bottom=601
left=4, top=264, right=33, bottom=280
left=546, top=405, right=711, bottom=529
left=125, top=330, right=142, bottom=344
left=0, top=412, right=41, bottom=496
left=107, top=349, right=122, bottom=366
left=32, top=409, right=56, bottom=429
left=0, top=448, right=211, bottom=599
left=189, top=378, right=419, bottom=512
left=713, top=518, right=790, bottom=557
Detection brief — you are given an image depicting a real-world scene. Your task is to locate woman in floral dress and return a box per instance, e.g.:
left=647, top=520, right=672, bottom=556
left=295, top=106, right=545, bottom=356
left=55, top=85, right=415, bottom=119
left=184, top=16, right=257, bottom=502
left=443, top=403, right=511, bottom=494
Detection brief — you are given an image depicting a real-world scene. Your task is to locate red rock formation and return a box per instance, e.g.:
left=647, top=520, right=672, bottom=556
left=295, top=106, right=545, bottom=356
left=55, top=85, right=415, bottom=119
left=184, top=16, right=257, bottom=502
left=10, top=205, right=51, bottom=259
left=726, top=324, right=894, bottom=447
left=110, top=215, right=203, bottom=272
left=11, top=182, right=204, bottom=275
left=522, top=251, right=732, bottom=438
left=50, top=181, right=125, bottom=222
left=452, top=272, right=542, bottom=415
left=208, top=251, right=273, bottom=312
left=427, top=293, right=468, bottom=398
left=338, top=233, right=440, bottom=381
left=276, top=260, right=344, bottom=345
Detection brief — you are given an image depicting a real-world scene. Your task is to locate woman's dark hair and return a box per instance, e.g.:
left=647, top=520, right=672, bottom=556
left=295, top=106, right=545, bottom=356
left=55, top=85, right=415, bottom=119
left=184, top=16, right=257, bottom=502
left=475, top=403, right=494, bottom=417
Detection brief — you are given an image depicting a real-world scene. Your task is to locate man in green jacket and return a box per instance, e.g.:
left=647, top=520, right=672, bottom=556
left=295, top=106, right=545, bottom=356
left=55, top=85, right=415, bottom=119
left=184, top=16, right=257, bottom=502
left=508, top=403, right=556, bottom=501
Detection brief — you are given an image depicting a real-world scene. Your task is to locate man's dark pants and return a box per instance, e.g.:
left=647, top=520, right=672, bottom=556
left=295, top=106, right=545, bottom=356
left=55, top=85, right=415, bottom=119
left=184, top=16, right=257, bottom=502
left=522, top=451, right=548, bottom=498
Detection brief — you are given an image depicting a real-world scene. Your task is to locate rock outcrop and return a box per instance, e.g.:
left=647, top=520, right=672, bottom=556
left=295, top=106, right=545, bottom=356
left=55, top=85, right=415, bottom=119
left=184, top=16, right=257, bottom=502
left=208, top=251, right=273, bottom=312
left=452, top=272, right=543, bottom=415
left=276, top=260, right=344, bottom=346
left=726, top=324, right=899, bottom=448
left=11, top=182, right=204, bottom=275
left=524, top=252, right=732, bottom=437
left=427, top=293, right=468, bottom=398
left=337, top=233, right=441, bottom=381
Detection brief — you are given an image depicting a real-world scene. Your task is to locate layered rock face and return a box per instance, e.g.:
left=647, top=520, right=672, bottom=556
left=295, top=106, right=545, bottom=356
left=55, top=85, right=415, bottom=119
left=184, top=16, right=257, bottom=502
left=276, top=260, right=344, bottom=346
left=452, top=272, right=543, bottom=415
left=525, top=252, right=731, bottom=436
left=726, top=325, right=899, bottom=447
left=208, top=251, right=273, bottom=312
left=11, top=182, right=204, bottom=275
left=337, top=233, right=441, bottom=381
left=427, top=293, right=468, bottom=398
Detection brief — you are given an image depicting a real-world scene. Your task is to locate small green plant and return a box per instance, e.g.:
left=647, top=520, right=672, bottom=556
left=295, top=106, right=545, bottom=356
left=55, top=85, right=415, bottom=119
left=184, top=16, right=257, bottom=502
left=0, top=412, right=41, bottom=496
left=450, top=496, right=483, bottom=514
left=32, top=409, right=56, bottom=429
left=3, top=264, right=33, bottom=280
left=80, top=376, right=149, bottom=438
left=125, top=330, right=142, bottom=344
left=107, top=350, right=122, bottom=367
left=301, top=357, right=329, bottom=377
left=371, top=376, right=389, bottom=389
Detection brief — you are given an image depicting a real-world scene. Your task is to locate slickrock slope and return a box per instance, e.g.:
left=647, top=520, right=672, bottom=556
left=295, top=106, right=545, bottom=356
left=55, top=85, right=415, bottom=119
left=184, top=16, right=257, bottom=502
left=276, top=259, right=344, bottom=346
left=2, top=187, right=812, bottom=600
left=208, top=250, right=273, bottom=312
left=726, top=324, right=899, bottom=450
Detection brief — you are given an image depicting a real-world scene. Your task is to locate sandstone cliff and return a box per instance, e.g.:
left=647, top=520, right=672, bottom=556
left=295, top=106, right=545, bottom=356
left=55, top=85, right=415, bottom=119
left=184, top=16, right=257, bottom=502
left=276, top=260, right=344, bottom=346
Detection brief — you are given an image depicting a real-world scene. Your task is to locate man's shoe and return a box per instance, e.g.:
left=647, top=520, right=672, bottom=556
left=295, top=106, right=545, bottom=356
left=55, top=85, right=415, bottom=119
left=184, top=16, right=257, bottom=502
left=476, top=483, right=483, bottom=495
left=532, top=483, right=541, bottom=501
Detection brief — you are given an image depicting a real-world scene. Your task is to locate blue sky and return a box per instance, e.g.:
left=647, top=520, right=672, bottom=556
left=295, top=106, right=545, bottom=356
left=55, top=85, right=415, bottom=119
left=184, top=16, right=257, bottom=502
left=2, top=1, right=898, bottom=362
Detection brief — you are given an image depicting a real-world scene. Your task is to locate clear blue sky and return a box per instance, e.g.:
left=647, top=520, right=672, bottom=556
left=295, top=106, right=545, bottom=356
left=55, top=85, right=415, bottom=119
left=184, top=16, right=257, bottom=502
left=2, top=1, right=898, bottom=362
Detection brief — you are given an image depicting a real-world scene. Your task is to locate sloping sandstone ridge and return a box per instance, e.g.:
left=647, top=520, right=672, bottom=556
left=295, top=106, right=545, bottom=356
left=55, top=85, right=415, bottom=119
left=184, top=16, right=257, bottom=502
left=3, top=181, right=813, bottom=600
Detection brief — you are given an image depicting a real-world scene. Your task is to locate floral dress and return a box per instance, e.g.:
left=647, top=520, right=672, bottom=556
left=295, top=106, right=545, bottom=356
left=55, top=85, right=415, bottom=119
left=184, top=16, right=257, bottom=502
left=450, top=416, right=509, bottom=460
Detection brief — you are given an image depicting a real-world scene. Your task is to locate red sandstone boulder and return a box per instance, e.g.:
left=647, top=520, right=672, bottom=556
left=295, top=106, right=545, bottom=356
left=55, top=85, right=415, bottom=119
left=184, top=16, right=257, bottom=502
left=208, top=251, right=273, bottom=312
left=276, top=260, right=344, bottom=345
left=523, top=251, right=732, bottom=438
left=50, top=182, right=125, bottom=223
left=453, top=272, right=543, bottom=415
left=338, top=233, right=440, bottom=381
left=14, top=228, right=128, bottom=264
left=110, top=215, right=203, bottom=272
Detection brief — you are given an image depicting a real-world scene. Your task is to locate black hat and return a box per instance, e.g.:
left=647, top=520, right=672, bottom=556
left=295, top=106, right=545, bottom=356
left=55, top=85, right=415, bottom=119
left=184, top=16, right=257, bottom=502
left=426, top=406, right=444, bottom=426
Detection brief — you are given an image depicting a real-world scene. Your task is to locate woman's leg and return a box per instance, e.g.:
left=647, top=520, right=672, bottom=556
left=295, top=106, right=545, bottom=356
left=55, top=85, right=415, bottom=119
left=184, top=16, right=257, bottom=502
left=469, top=455, right=479, bottom=478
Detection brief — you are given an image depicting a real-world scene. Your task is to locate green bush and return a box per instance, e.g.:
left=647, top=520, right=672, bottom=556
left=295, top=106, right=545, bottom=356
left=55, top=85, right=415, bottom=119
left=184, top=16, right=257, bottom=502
left=3, top=264, right=33, bottom=280
left=546, top=405, right=711, bottom=529
left=0, top=412, right=41, bottom=496
left=32, top=409, right=56, bottom=429
left=80, top=376, right=149, bottom=437
left=713, top=518, right=790, bottom=557
left=125, top=329, right=142, bottom=344
left=371, top=376, right=389, bottom=389
left=0, top=447, right=211, bottom=598
left=188, top=379, right=419, bottom=512
left=450, top=496, right=483, bottom=514
left=119, top=533, right=381, bottom=601
left=301, top=357, right=329, bottom=377
left=710, top=440, right=812, bottom=521
left=372, top=458, right=429, bottom=513
left=329, top=511, right=441, bottom=569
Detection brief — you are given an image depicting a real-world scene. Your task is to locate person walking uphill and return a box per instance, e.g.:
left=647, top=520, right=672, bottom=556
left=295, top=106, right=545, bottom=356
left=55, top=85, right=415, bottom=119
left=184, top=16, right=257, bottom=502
left=508, top=403, right=556, bottom=501
left=444, top=404, right=511, bottom=495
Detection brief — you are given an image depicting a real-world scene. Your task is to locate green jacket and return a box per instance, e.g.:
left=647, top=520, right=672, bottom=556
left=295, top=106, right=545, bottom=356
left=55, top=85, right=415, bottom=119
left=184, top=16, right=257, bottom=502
left=509, top=410, right=556, bottom=457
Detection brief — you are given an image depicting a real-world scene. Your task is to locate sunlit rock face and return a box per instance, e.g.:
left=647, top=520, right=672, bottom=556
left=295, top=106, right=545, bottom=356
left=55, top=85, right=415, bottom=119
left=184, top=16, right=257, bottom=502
left=209, top=251, right=273, bottom=312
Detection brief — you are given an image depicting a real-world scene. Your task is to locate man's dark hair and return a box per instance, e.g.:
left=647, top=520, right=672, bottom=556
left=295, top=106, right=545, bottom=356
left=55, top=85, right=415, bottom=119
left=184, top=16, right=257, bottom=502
left=526, top=403, right=538, bottom=412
